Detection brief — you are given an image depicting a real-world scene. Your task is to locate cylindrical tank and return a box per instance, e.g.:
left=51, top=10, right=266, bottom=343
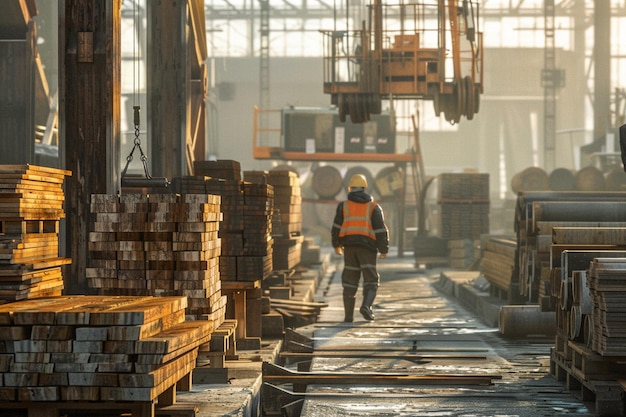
left=312, top=165, right=343, bottom=199
left=568, top=305, right=583, bottom=341
left=548, top=168, right=575, bottom=191
left=575, top=166, right=605, bottom=191
left=499, top=305, right=556, bottom=337
left=511, top=167, right=548, bottom=194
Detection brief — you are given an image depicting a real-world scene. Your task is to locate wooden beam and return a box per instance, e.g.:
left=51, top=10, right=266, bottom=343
left=147, top=0, right=187, bottom=179
left=59, top=0, right=121, bottom=293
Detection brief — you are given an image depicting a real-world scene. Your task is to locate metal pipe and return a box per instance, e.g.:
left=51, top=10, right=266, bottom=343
left=498, top=305, right=556, bottom=337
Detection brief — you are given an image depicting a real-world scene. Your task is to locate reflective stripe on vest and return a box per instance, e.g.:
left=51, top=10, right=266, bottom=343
left=338, top=200, right=377, bottom=240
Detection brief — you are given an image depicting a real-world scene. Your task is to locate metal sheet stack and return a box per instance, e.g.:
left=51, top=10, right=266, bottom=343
left=0, top=296, right=211, bottom=403
left=244, top=170, right=303, bottom=271
left=438, top=173, right=489, bottom=240
left=87, top=193, right=226, bottom=326
left=0, top=165, right=71, bottom=303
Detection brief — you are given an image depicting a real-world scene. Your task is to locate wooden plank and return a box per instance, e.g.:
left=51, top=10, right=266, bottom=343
left=135, top=320, right=213, bottom=355
left=88, top=296, right=188, bottom=326
left=104, top=350, right=198, bottom=400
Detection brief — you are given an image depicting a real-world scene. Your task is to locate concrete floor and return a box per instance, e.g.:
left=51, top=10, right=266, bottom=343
left=295, top=252, right=594, bottom=417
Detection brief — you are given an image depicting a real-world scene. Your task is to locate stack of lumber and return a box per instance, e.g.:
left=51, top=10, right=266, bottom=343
left=438, top=173, right=489, bottom=240
left=0, top=165, right=71, bottom=303
left=193, top=159, right=241, bottom=181
left=0, top=296, right=211, bottom=403
left=244, top=170, right=303, bottom=271
left=586, top=258, right=626, bottom=355
left=173, top=176, right=275, bottom=282
left=87, top=193, right=226, bottom=326
left=546, top=226, right=626, bottom=413
left=447, top=239, right=478, bottom=269
left=236, top=181, right=274, bottom=280
left=480, top=236, right=517, bottom=300
left=544, top=227, right=626, bottom=346
left=513, top=191, right=626, bottom=303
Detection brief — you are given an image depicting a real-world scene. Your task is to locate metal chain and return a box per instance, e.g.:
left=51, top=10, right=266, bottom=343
left=121, top=106, right=152, bottom=180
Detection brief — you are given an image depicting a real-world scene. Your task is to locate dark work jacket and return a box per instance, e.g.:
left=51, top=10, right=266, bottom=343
left=331, top=189, right=389, bottom=254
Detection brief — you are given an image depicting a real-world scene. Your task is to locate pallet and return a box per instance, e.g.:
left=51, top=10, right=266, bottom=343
left=550, top=345, right=626, bottom=416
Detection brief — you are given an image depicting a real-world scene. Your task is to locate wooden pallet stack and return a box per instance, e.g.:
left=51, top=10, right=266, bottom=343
left=87, top=193, right=226, bottom=327
left=438, top=173, right=489, bottom=240
left=244, top=170, right=303, bottom=271
left=0, top=165, right=71, bottom=303
left=0, top=296, right=211, bottom=413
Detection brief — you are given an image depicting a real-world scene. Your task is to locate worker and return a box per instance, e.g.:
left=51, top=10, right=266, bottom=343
left=331, top=174, right=389, bottom=322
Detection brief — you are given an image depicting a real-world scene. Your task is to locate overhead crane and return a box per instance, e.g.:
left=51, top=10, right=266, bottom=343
left=321, top=0, right=483, bottom=124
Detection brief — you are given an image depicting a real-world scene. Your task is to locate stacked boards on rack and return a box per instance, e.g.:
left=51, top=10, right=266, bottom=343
left=0, top=165, right=71, bottom=303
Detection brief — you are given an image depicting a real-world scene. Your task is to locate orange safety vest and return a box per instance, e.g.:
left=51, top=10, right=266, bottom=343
left=338, top=200, right=377, bottom=240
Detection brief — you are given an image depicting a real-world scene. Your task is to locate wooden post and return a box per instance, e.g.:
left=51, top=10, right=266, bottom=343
left=59, top=0, right=121, bottom=293
left=233, top=290, right=247, bottom=340
left=147, top=0, right=187, bottom=179
left=147, top=0, right=208, bottom=178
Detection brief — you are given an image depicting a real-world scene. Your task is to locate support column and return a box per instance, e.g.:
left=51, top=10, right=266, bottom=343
left=59, top=0, right=121, bottom=293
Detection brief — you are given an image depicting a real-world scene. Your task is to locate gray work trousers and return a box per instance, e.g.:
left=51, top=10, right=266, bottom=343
left=341, top=245, right=379, bottom=298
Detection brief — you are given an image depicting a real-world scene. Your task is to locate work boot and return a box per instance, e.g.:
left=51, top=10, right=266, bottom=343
left=359, top=287, right=377, bottom=321
left=343, top=295, right=356, bottom=322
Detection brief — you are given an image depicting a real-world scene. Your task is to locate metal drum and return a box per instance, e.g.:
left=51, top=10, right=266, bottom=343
left=499, top=305, right=556, bottom=337
left=510, top=167, right=548, bottom=194
left=312, top=165, right=343, bottom=199
left=575, top=166, right=605, bottom=191
left=548, top=168, right=575, bottom=191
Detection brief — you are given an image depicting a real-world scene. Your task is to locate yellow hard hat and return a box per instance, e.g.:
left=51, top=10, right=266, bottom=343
left=349, top=174, right=368, bottom=189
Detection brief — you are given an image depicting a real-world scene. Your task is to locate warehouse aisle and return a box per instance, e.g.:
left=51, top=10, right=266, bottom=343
left=296, top=252, right=594, bottom=416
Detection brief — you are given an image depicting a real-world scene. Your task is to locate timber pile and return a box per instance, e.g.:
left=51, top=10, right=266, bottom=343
left=588, top=258, right=626, bottom=356
left=447, top=239, right=478, bottom=269
left=194, top=159, right=242, bottom=181
left=238, top=181, right=274, bottom=280
left=479, top=236, right=517, bottom=301
left=438, top=173, right=489, bottom=240
left=87, top=193, right=226, bottom=326
left=549, top=253, right=626, bottom=416
left=173, top=176, right=275, bottom=282
left=0, top=165, right=71, bottom=303
left=514, top=191, right=626, bottom=304
left=0, top=295, right=211, bottom=403
left=244, top=170, right=303, bottom=271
